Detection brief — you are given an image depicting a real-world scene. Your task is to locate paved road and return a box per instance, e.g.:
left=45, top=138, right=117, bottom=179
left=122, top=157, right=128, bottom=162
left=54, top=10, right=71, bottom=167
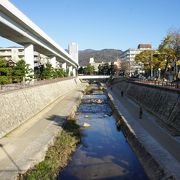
left=0, top=84, right=86, bottom=180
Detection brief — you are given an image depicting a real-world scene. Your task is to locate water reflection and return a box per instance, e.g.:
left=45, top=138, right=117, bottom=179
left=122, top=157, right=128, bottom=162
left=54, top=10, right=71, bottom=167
left=59, top=88, right=148, bottom=180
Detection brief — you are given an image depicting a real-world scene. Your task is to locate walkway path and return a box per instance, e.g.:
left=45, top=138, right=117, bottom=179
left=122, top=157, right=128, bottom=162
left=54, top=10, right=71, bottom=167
left=0, top=83, right=86, bottom=180
left=109, top=87, right=180, bottom=179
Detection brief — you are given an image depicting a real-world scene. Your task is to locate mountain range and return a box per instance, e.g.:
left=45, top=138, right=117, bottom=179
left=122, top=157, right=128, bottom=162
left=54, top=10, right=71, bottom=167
left=79, top=49, right=122, bottom=66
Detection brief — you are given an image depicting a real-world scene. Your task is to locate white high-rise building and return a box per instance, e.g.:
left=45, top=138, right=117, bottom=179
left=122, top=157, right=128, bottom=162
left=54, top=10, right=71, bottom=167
left=120, top=44, right=152, bottom=76
left=68, top=42, right=78, bottom=64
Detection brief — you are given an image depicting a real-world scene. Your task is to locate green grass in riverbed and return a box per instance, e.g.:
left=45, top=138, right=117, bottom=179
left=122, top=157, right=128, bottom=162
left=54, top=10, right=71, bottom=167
left=18, top=120, right=80, bottom=180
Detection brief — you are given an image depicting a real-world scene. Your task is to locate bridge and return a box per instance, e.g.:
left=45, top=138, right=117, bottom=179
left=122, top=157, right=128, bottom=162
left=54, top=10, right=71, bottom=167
left=78, top=75, right=110, bottom=80
left=0, top=0, right=78, bottom=75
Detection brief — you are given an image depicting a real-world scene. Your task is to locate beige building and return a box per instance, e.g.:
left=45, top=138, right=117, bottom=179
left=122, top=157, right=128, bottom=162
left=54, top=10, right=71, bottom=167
left=89, top=57, right=103, bottom=72
left=89, top=57, right=121, bottom=74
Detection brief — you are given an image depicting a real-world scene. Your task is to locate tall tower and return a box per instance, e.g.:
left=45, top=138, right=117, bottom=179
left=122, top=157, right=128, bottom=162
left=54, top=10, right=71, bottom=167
left=68, top=42, right=78, bottom=64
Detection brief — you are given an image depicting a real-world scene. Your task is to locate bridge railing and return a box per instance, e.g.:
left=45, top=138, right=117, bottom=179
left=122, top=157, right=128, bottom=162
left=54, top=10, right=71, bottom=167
left=78, top=75, right=110, bottom=79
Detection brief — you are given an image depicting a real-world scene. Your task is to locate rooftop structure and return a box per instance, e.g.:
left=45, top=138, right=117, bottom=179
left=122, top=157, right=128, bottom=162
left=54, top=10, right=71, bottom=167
left=138, top=44, right=152, bottom=49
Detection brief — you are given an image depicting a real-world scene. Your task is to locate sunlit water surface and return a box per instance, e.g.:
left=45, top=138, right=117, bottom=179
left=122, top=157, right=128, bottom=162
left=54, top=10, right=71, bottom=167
left=59, top=89, right=148, bottom=180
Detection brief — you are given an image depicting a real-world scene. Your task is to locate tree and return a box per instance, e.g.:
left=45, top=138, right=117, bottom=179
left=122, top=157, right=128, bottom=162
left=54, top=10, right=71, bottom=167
left=119, top=60, right=129, bottom=76
left=0, top=58, right=12, bottom=84
left=98, top=64, right=104, bottom=75
left=135, top=31, right=180, bottom=80
left=84, top=64, right=95, bottom=75
left=34, top=64, right=44, bottom=80
left=104, top=63, right=110, bottom=75
left=158, top=31, right=180, bottom=79
left=109, top=62, right=117, bottom=75
left=135, top=50, right=162, bottom=76
left=98, top=63, right=106, bottom=75
left=12, top=60, right=27, bottom=83
left=78, top=67, right=85, bottom=74
left=135, top=32, right=180, bottom=80
left=65, top=69, right=69, bottom=77
left=41, top=63, right=53, bottom=79
left=57, top=68, right=66, bottom=77
left=98, top=63, right=113, bottom=75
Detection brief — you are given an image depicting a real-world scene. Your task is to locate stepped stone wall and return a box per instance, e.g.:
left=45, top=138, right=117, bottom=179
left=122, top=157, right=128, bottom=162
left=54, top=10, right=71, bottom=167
left=0, top=78, right=81, bottom=138
left=112, top=79, right=180, bottom=134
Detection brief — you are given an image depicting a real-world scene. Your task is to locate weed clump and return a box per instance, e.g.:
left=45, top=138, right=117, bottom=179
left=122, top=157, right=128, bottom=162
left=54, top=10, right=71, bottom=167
left=18, top=120, right=80, bottom=180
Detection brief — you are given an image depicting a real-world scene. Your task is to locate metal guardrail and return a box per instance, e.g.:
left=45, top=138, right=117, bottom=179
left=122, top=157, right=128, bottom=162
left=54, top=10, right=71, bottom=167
left=0, top=77, right=73, bottom=93
left=110, top=77, right=180, bottom=90
left=127, top=78, right=180, bottom=89
left=78, top=75, right=110, bottom=79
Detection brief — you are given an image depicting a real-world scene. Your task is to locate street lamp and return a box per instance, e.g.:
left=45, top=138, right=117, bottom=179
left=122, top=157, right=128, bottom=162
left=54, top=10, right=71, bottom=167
left=150, top=51, right=153, bottom=77
left=158, top=68, right=161, bottom=79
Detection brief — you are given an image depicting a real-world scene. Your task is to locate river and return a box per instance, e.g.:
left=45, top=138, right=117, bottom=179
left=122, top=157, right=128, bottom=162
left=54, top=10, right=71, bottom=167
left=59, top=84, right=148, bottom=180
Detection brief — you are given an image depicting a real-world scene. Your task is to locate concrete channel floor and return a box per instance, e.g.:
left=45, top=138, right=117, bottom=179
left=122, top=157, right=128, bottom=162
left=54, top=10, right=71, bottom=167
left=0, top=83, right=87, bottom=180
left=109, top=87, right=180, bottom=179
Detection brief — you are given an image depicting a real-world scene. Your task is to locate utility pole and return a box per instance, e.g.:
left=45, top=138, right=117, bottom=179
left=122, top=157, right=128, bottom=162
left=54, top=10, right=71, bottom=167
left=150, top=51, right=153, bottom=77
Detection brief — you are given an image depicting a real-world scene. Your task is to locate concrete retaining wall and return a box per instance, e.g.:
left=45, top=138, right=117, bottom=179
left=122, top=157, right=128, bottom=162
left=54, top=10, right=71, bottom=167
left=112, top=79, right=180, bottom=135
left=108, top=93, right=175, bottom=179
left=0, top=78, right=81, bottom=138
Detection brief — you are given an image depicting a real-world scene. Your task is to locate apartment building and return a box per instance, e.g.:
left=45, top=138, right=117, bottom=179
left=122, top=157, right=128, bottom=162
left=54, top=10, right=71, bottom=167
left=0, top=47, right=49, bottom=67
left=120, top=44, right=152, bottom=76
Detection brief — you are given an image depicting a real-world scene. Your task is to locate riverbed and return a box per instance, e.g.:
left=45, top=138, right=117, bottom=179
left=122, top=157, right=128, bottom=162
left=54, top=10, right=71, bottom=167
left=59, top=85, right=148, bottom=180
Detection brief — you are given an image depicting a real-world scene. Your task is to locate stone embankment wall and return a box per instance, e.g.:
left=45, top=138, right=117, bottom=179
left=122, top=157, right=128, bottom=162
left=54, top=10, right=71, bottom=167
left=0, top=78, right=81, bottom=138
left=108, top=94, right=175, bottom=179
left=112, top=79, right=180, bottom=135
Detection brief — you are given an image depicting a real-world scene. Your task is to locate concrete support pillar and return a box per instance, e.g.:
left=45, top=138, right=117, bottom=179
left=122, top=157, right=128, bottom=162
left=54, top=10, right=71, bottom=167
left=50, top=56, right=57, bottom=68
left=62, top=62, right=67, bottom=71
left=73, top=68, right=76, bottom=77
left=24, top=44, right=34, bottom=71
left=68, top=66, right=73, bottom=76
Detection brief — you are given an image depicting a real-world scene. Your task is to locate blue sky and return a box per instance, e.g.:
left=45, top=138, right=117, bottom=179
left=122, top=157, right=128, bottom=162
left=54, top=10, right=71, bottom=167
left=0, top=0, right=180, bottom=51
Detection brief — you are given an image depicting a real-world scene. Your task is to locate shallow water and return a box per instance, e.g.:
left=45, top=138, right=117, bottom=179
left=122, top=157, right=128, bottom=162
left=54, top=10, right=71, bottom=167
left=59, top=91, right=148, bottom=180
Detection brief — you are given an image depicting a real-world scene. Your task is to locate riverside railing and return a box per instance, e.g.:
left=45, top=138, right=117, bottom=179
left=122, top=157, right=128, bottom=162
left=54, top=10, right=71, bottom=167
left=0, top=77, right=73, bottom=93
left=127, top=78, right=180, bottom=89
